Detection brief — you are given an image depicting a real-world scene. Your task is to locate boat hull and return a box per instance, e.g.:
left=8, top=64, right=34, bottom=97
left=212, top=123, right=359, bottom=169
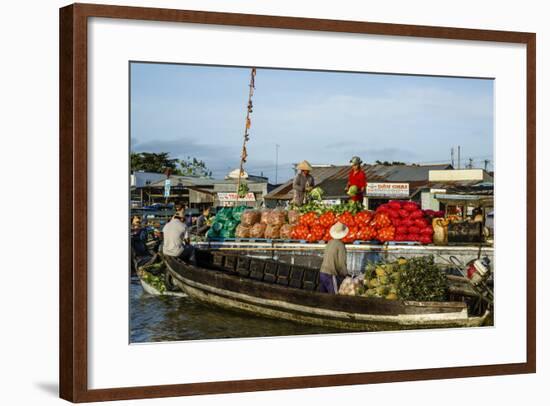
left=165, top=256, right=489, bottom=331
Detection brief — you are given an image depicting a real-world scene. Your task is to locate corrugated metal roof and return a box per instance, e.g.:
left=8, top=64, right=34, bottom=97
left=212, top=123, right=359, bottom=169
left=146, top=174, right=268, bottom=188
left=264, top=164, right=452, bottom=200
left=147, top=175, right=217, bottom=188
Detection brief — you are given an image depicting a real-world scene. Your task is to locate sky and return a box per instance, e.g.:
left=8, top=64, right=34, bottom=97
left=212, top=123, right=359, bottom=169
left=130, top=62, right=494, bottom=183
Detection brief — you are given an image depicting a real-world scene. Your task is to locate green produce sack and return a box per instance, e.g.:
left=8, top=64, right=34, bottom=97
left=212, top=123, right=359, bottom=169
left=206, top=228, right=219, bottom=239
left=219, top=229, right=235, bottom=238
left=212, top=222, right=223, bottom=232
left=232, top=206, right=247, bottom=221
left=216, top=207, right=232, bottom=222
left=224, top=220, right=239, bottom=231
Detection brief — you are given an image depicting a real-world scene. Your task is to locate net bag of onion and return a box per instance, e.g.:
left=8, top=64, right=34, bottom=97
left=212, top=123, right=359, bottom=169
left=268, top=209, right=286, bottom=226
left=235, top=224, right=251, bottom=238
left=240, top=209, right=261, bottom=227
left=279, top=224, right=294, bottom=239
left=250, top=223, right=267, bottom=238
left=264, top=224, right=282, bottom=239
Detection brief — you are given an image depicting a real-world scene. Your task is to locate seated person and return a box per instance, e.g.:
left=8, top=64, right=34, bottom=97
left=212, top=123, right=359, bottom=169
left=162, top=214, right=196, bottom=263
left=196, top=207, right=211, bottom=236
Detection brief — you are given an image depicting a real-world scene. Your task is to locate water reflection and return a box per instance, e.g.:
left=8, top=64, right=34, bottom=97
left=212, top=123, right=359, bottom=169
left=129, top=276, right=340, bottom=342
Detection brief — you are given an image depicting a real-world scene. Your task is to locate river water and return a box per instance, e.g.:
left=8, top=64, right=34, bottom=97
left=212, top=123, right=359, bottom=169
left=129, top=276, right=341, bottom=343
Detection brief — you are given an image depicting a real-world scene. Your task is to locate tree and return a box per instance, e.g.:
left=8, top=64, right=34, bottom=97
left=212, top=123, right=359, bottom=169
left=178, top=156, right=213, bottom=177
left=375, top=160, right=407, bottom=166
left=130, top=152, right=179, bottom=173
left=130, top=152, right=212, bottom=177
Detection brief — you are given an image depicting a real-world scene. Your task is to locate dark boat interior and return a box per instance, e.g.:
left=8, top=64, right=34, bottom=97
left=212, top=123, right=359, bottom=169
left=194, top=250, right=322, bottom=292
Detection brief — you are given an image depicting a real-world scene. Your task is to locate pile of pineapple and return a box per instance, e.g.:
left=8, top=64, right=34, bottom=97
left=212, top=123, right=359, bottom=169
left=362, top=258, right=407, bottom=300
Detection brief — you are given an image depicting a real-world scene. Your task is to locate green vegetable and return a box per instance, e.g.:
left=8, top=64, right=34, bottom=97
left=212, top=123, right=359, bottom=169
left=362, top=256, right=448, bottom=302
left=308, top=187, right=325, bottom=201
left=139, top=268, right=167, bottom=294
left=347, top=185, right=359, bottom=196
left=237, top=183, right=249, bottom=198
left=396, top=255, right=448, bottom=302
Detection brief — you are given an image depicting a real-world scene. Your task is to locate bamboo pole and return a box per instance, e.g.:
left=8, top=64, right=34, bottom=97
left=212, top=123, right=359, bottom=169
left=236, top=68, right=256, bottom=206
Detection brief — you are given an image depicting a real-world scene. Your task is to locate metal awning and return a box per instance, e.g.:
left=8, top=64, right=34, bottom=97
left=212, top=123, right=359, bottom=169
left=435, top=194, right=493, bottom=206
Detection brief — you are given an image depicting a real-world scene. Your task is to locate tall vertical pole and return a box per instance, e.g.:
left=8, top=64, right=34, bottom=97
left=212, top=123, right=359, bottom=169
left=275, top=143, right=280, bottom=184
left=451, top=147, right=455, bottom=167
left=457, top=145, right=461, bottom=169
left=236, top=68, right=257, bottom=206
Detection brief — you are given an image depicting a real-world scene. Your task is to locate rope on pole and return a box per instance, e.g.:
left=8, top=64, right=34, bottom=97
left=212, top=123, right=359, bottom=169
left=236, top=68, right=256, bottom=205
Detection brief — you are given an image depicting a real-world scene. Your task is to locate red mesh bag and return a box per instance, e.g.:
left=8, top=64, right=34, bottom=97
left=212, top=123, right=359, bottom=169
left=240, top=210, right=261, bottom=227
left=280, top=224, right=294, bottom=239
left=265, top=224, right=282, bottom=239
left=250, top=223, right=267, bottom=238
left=235, top=225, right=251, bottom=238
left=268, top=209, right=286, bottom=226
left=260, top=209, right=272, bottom=224
left=287, top=210, right=300, bottom=225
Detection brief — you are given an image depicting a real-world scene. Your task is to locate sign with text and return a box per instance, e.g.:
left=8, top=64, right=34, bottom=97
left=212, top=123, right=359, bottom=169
left=366, top=182, right=409, bottom=197
left=217, top=192, right=256, bottom=202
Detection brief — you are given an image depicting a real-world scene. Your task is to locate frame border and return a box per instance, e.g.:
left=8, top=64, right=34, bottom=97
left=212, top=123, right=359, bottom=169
left=59, top=3, right=536, bottom=402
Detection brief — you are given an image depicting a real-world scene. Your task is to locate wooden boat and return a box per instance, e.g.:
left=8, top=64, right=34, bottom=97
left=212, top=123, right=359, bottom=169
left=164, top=251, right=490, bottom=331
left=135, top=254, right=187, bottom=297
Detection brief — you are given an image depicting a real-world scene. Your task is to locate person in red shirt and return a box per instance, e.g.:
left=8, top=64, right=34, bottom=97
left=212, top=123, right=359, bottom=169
left=345, top=156, right=367, bottom=204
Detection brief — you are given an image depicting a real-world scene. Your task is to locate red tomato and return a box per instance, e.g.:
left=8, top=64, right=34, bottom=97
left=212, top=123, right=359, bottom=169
left=408, top=226, right=420, bottom=234
left=419, top=235, right=433, bottom=244
left=388, top=209, right=400, bottom=219
left=403, top=202, right=419, bottom=212
left=388, top=201, right=402, bottom=210
left=337, top=211, right=356, bottom=227
left=421, top=226, right=434, bottom=236
left=415, top=218, right=429, bottom=228
left=409, top=210, right=423, bottom=220
left=371, top=212, right=391, bottom=229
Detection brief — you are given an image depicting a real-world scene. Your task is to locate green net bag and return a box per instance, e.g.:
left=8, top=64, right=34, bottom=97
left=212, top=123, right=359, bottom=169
left=211, top=222, right=224, bottom=233
left=206, top=228, right=219, bottom=239
left=232, top=206, right=247, bottom=222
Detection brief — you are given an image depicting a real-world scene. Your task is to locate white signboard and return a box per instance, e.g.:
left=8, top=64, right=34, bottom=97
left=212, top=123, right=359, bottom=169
left=366, top=182, right=409, bottom=197
left=217, top=192, right=256, bottom=202
left=163, top=179, right=171, bottom=197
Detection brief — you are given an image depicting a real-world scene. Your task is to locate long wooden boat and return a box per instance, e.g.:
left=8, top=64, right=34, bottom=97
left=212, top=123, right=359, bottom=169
left=135, top=255, right=187, bottom=297
left=164, top=252, right=490, bottom=331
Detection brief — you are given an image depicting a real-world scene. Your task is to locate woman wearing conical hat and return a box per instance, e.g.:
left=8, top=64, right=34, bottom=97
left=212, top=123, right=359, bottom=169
left=292, top=160, right=315, bottom=206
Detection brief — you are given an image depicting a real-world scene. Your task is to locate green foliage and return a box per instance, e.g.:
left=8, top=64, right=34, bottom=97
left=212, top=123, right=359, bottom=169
left=308, top=187, right=325, bottom=201
left=140, top=269, right=166, bottom=294
left=179, top=156, right=213, bottom=177
left=362, top=256, right=447, bottom=301
left=130, top=152, right=212, bottom=177
left=131, top=152, right=179, bottom=173
left=290, top=198, right=362, bottom=216
left=396, top=255, right=448, bottom=301
left=237, top=183, right=249, bottom=198
left=375, top=160, right=407, bottom=166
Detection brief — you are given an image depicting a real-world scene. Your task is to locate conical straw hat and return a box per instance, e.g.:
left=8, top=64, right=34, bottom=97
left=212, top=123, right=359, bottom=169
left=296, top=160, right=313, bottom=171
left=329, top=222, right=349, bottom=240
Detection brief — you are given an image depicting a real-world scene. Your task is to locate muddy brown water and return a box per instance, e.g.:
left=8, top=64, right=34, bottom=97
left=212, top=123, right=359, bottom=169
left=129, top=276, right=341, bottom=343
